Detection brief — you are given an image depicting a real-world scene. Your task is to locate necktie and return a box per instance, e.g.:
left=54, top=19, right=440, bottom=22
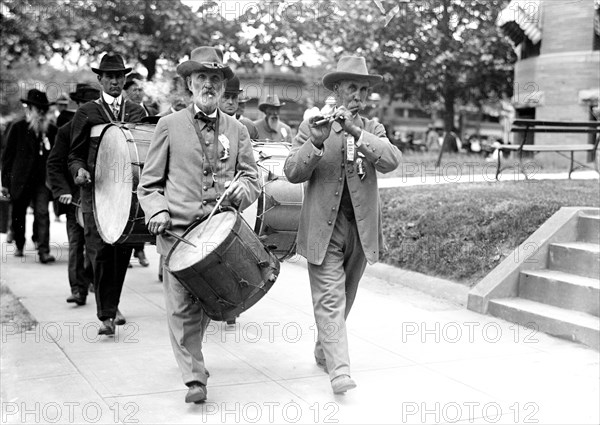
left=111, top=101, right=120, bottom=120
left=195, top=111, right=217, bottom=132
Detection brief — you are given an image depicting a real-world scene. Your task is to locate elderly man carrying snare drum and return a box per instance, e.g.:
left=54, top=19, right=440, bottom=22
left=138, top=46, right=260, bottom=405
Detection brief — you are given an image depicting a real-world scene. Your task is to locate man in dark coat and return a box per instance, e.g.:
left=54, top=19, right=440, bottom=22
left=1, top=89, right=57, bottom=262
left=219, top=75, right=259, bottom=140
left=68, top=52, right=146, bottom=335
left=47, top=84, right=99, bottom=306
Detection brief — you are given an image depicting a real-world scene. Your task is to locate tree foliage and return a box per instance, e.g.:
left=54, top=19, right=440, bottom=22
left=0, top=0, right=244, bottom=79
left=0, top=0, right=516, bottom=128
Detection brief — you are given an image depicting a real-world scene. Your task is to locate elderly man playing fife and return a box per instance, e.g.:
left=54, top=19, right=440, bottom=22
left=284, top=55, right=401, bottom=394
left=138, top=46, right=260, bottom=405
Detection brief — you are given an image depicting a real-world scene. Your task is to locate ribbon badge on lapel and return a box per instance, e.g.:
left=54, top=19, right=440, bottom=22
left=218, top=134, right=230, bottom=161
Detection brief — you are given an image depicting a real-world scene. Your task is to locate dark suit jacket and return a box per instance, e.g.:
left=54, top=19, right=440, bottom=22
left=47, top=122, right=78, bottom=203
left=68, top=97, right=146, bottom=212
left=1, top=118, right=57, bottom=200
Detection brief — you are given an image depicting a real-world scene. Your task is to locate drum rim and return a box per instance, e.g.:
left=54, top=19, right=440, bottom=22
left=92, top=123, right=149, bottom=244
left=164, top=208, right=236, bottom=274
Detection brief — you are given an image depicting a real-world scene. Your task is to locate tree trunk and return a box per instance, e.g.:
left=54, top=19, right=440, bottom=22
left=444, top=89, right=455, bottom=132
left=141, top=54, right=157, bottom=80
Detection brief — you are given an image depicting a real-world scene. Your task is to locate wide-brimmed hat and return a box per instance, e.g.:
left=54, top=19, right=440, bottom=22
left=124, top=72, right=144, bottom=91
left=21, top=89, right=54, bottom=109
left=258, top=94, right=285, bottom=113
left=69, top=83, right=100, bottom=103
left=224, top=76, right=243, bottom=94
left=176, top=46, right=234, bottom=80
left=56, top=94, right=70, bottom=106
left=322, top=56, right=382, bottom=91
left=91, top=53, right=132, bottom=75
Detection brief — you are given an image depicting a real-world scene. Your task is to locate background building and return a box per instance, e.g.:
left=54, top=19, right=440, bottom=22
left=498, top=0, right=600, bottom=166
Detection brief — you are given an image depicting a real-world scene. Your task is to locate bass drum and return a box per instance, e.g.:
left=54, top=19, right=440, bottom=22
left=241, top=142, right=303, bottom=261
left=92, top=123, right=156, bottom=245
left=165, top=209, right=280, bottom=322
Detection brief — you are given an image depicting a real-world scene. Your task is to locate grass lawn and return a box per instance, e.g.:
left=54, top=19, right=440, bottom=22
left=380, top=179, right=600, bottom=287
left=0, top=284, right=36, bottom=329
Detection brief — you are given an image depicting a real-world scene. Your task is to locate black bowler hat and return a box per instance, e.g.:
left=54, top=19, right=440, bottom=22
left=91, top=53, right=132, bottom=75
left=69, top=83, right=100, bottom=103
left=224, top=76, right=243, bottom=95
left=21, top=89, right=54, bottom=109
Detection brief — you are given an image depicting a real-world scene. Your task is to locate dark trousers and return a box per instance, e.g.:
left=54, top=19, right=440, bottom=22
left=66, top=206, right=93, bottom=296
left=11, top=184, right=51, bottom=254
left=83, top=212, right=132, bottom=321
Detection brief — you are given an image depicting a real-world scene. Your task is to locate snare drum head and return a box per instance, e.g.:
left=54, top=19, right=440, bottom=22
left=94, top=125, right=131, bottom=244
left=168, top=212, right=236, bottom=272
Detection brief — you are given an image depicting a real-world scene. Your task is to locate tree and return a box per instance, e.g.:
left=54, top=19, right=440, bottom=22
left=266, top=0, right=516, bottom=131
left=0, top=0, right=245, bottom=80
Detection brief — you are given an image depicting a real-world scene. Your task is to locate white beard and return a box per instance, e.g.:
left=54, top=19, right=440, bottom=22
left=26, top=109, right=49, bottom=136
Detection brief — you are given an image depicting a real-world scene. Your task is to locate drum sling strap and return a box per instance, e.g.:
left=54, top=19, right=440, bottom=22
left=191, top=111, right=220, bottom=188
left=96, top=98, right=126, bottom=123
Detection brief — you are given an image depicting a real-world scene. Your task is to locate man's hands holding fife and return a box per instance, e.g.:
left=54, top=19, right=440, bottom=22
left=308, top=106, right=361, bottom=148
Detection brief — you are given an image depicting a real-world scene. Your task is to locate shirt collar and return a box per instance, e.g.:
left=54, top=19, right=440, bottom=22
left=194, top=104, right=218, bottom=118
left=102, top=92, right=123, bottom=106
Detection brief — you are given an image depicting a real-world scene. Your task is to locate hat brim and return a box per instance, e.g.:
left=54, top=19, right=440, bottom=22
left=258, top=103, right=285, bottom=113
left=224, top=89, right=243, bottom=95
left=91, top=67, right=133, bottom=75
left=322, top=72, right=383, bottom=91
left=21, top=99, right=55, bottom=108
left=176, top=61, right=234, bottom=80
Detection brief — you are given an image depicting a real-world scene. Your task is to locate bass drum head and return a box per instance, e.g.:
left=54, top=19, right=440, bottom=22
left=94, top=125, right=131, bottom=244
left=168, top=212, right=236, bottom=272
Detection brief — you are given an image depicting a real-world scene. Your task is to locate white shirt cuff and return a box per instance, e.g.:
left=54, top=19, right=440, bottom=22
left=311, top=141, right=324, bottom=156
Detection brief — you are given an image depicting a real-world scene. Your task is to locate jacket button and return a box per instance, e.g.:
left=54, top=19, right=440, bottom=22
left=338, top=177, right=342, bottom=181
left=328, top=220, right=332, bottom=225
left=203, top=170, right=208, bottom=176
left=202, top=200, right=208, bottom=205
left=331, top=207, right=336, bottom=211
left=335, top=192, right=339, bottom=195
left=341, top=163, right=345, bottom=168
left=203, top=186, right=208, bottom=191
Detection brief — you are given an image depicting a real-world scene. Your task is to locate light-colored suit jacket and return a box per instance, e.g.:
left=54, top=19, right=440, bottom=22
left=284, top=115, right=401, bottom=265
left=138, top=105, right=260, bottom=255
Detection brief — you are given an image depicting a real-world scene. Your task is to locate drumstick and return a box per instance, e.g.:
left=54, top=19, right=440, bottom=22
left=203, top=170, right=243, bottom=227
left=165, top=229, right=197, bottom=248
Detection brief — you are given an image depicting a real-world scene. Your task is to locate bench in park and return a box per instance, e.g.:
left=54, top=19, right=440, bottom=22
left=496, top=119, right=600, bottom=180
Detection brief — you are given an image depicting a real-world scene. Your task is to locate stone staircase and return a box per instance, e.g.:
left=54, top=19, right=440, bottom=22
left=487, top=212, right=600, bottom=349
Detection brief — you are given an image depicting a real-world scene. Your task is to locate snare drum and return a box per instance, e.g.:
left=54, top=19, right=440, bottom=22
left=92, top=123, right=156, bottom=244
left=166, top=209, right=280, bottom=322
left=241, top=143, right=303, bottom=260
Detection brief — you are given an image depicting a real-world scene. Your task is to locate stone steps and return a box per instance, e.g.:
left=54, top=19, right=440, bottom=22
left=519, top=269, right=599, bottom=316
left=488, top=297, right=600, bottom=350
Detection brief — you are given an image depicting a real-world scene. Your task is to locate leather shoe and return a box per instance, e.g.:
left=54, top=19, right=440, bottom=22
left=134, top=250, right=149, bottom=267
left=315, top=356, right=328, bottom=374
left=114, top=309, right=126, bottom=326
left=14, top=248, right=24, bottom=257
left=331, top=375, right=356, bottom=394
left=39, top=253, right=55, bottom=264
left=66, top=293, right=86, bottom=306
left=185, top=383, right=207, bottom=404
left=98, top=319, right=115, bottom=336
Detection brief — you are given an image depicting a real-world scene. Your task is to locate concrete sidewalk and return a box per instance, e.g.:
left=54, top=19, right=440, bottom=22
left=1, top=218, right=599, bottom=424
